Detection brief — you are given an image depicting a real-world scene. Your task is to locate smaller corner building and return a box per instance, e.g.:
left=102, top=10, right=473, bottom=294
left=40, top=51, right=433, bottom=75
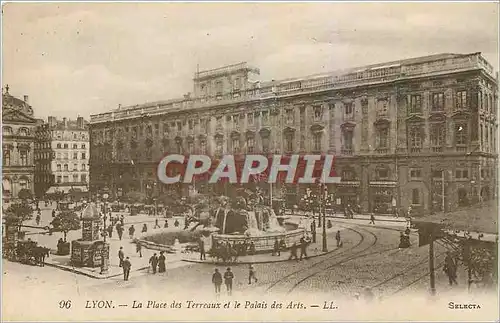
left=34, top=116, right=90, bottom=198
left=2, top=85, right=37, bottom=201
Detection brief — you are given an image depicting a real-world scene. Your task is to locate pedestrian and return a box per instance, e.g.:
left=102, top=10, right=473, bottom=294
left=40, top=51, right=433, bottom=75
left=212, top=268, right=222, bottom=296
left=288, top=242, right=299, bottom=261
left=174, top=219, right=180, bottom=227
left=444, top=252, right=458, bottom=286
left=336, top=230, right=342, bottom=247
left=224, top=267, right=234, bottom=295
left=36, top=214, right=41, bottom=226
left=52, top=210, right=56, bottom=218
left=310, top=220, right=317, bottom=243
left=122, top=257, right=131, bottom=281
left=107, top=224, right=113, bottom=239
left=149, top=253, right=158, bottom=274
left=142, top=223, right=148, bottom=233
left=154, top=219, right=160, bottom=229
left=392, top=197, right=397, bottom=217
left=116, top=223, right=123, bottom=240
left=299, top=237, right=308, bottom=260
left=136, top=242, right=142, bottom=258
left=158, top=251, right=166, bottom=273
left=248, top=265, right=258, bottom=284
left=369, top=213, right=375, bottom=225
left=199, top=238, right=206, bottom=261
left=129, top=225, right=135, bottom=239
left=272, top=238, right=280, bottom=256
left=164, top=219, right=169, bottom=228
left=118, top=246, right=124, bottom=267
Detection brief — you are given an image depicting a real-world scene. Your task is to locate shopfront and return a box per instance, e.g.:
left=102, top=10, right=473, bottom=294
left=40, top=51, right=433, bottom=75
left=369, top=181, right=397, bottom=214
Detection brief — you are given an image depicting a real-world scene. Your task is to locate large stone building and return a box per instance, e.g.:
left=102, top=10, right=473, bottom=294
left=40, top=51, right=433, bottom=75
left=2, top=86, right=37, bottom=201
left=34, top=116, right=90, bottom=197
left=89, top=52, right=498, bottom=215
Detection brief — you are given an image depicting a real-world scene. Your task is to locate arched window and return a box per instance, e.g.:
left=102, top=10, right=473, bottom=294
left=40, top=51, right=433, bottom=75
left=18, top=128, right=29, bottom=136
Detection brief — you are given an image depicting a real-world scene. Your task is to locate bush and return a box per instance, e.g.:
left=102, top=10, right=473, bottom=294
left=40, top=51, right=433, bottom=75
left=143, top=230, right=202, bottom=245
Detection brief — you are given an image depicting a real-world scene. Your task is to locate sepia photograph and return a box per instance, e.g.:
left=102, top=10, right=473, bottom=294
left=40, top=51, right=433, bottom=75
left=1, top=2, right=499, bottom=322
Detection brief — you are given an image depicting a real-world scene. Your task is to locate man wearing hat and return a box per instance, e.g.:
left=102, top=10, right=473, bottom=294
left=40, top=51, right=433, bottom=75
left=224, top=267, right=234, bottom=295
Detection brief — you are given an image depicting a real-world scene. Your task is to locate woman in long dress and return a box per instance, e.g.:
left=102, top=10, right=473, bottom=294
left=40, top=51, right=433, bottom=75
left=158, top=251, right=166, bottom=273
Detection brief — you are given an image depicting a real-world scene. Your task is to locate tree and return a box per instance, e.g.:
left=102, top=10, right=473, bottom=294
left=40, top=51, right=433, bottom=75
left=18, top=188, right=33, bottom=200
left=4, top=202, right=33, bottom=229
left=50, top=211, right=81, bottom=242
left=125, top=191, right=146, bottom=203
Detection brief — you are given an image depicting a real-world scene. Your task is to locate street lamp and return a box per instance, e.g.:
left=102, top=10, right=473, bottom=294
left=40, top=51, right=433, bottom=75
left=321, top=182, right=328, bottom=253
left=100, top=192, right=110, bottom=275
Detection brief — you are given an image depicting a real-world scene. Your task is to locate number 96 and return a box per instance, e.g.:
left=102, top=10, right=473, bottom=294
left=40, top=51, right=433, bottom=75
left=59, top=300, right=72, bottom=309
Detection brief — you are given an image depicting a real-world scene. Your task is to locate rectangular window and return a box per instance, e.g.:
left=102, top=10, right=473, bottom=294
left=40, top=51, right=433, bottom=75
left=431, top=93, right=444, bottom=111
left=57, top=164, right=61, bottom=171
left=188, top=142, right=194, bottom=154
left=73, top=152, right=78, bottom=159
left=455, top=169, right=469, bottom=179
left=73, top=164, right=78, bottom=171
left=232, top=138, right=240, bottom=153
left=81, top=144, right=86, bottom=149
left=233, top=116, right=239, bottom=129
left=64, top=164, right=68, bottom=171
left=377, top=128, right=388, bottom=148
left=81, top=153, right=86, bottom=159
left=247, top=138, right=255, bottom=153
left=262, top=111, right=269, bottom=124
left=247, top=113, right=254, bottom=125
left=73, top=174, right=78, bottom=182
left=285, top=135, right=293, bottom=152
left=64, top=143, right=68, bottom=149
left=216, top=81, right=223, bottom=95
left=412, top=189, right=420, bottom=204
left=313, top=133, right=322, bottom=151
left=430, top=124, right=445, bottom=148
left=216, top=140, right=223, bottom=155
left=410, top=127, right=423, bottom=149
left=81, top=174, right=87, bottom=183
left=455, top=124, right=467, bottom=145
left=56, top=176, right=62, bottom=183
left=63, top=176, right=69, bottom=183
left=20, top=150, right=28, bottom=166
left=313, top=106, right=323, bottom=121
left=286, top=109, right=294, bottom=124
left=73, top=144, right=77, bottom=149
left=409, top=95, right=422, bottom=114
left=81, top=164, right=86, bottom=171
left=410, top=168, right=422, bottom=179
left=262, top=137, right=270, bottom=153
left=188, top=120, right=193, bottom=130
left=200, top=141, right=207, bottom=155
left=455, top=90, right=467, bottom=110
left=177, top=122, right=182, bottom=131
left=3, top=150, right=10, bottom=166
left=377, top=169, right=389, bottom=179
left=343, top=131, right=353, bottom=150
left=432, top=170, right=443, bottom=178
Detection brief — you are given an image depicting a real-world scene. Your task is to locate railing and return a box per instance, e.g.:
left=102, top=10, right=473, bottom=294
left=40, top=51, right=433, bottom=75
left=195, top=62, right=250, bottom=79
left=90, top=53, right=494, bottom=124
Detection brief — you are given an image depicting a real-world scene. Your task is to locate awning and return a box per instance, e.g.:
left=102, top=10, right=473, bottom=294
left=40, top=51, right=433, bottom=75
left=2, top=179, right=11, bottom=192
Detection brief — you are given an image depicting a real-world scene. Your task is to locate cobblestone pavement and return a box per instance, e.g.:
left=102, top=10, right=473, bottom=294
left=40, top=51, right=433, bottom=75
left=10, top=209, right=465, bottom=299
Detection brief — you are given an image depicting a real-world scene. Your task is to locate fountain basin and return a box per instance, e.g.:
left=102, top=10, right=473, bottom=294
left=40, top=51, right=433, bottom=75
left=212, top=228, right=306, bottom=254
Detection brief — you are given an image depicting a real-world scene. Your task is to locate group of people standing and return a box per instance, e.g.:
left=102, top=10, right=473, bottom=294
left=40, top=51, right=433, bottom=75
left=211, top=265, right=258, bottom=297
left=148, top=251, right=167, bottom=274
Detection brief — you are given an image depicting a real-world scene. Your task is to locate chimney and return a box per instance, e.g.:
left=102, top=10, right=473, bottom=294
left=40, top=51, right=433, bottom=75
left=23, top=95, right=29, bottom=103
left=47, top=116, right=57, bottom=127
left=77, top=116, right=84, bottom=128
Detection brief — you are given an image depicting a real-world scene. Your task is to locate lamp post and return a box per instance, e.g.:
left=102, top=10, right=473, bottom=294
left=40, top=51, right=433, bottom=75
left=317, top=181, right=328, bottom=252
left=100, top=192, right=109, bottom=275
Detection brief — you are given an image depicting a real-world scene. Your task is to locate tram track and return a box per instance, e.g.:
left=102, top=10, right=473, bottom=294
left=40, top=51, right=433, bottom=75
left=266, top=226, right=399, bottom=295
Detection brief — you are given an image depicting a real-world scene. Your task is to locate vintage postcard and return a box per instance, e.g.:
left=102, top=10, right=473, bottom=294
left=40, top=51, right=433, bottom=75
left=1, top=2, right=499, bottom=322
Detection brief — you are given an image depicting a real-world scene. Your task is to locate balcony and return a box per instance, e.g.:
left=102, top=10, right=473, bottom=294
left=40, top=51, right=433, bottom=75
left=456, top=145, right=468, bottom=152
left=341, top=148, right=354, bottom=156
left=375, top=148, right=389, bottom=154
left=431, top=146, right=444, bottom=153
left=410, top=147, right=422, bottom=153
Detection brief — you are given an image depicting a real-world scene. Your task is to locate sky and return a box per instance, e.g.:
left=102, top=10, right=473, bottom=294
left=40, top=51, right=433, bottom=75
left=2, top=2, right=499, bottom=121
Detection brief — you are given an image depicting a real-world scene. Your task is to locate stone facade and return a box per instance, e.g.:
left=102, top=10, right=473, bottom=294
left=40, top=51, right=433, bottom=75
left=34, top=116, right=90, bottom=197
left=89, top=53, right=498, bottom=215
left=2, top=86, right=37, bottom=201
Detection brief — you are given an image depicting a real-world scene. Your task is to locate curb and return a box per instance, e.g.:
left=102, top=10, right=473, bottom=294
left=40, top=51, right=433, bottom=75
left=285, top=213, right=407, bottom=223
left=44, top=262, right=149, bottom=279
